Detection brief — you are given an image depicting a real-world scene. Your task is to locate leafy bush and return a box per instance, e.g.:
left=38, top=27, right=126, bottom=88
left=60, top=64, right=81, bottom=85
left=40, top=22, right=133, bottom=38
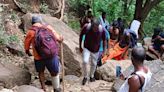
left=68, top=19, right=80, bottom=31
left=10, top=11, right=19, bottom=23
left=40, top=2, right=49, bottom=14
left=8, top=35, right=19, bottom=43
left=0, top=25, right=19, bottom=45
left=0, top=26, right=8, bottom=45
left=68, top=0, right=164, bottom=36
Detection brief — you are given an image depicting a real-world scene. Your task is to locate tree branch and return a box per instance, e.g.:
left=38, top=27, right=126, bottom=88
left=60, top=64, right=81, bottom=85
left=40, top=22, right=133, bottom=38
left=60, top=0, right=65, bottom=20
left=142, top=0, right=163, bottom=22
left=54, top=0, right=62, bottom=15
left=13, top=0, right=26, bottom=14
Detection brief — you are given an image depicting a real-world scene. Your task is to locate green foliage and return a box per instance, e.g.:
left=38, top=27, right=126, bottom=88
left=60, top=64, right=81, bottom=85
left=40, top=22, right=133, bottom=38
left=68, top=0, right=89, bottom=17
left=40, top=2, right=49, bottom=14
left=68, top=0, right=135, bottom=28
left=0, top=25, right=19, bottom=45
left=68, top=19, right=80, bottom=31
left=144, top=1, right=164, bottom=36
left=10, top=11, right=19, bottom=23
left=0, top=26, right=8, bottom=45
left=8, top=35, right=19, bottom=43
left=68, top=0, right=164, bottom=36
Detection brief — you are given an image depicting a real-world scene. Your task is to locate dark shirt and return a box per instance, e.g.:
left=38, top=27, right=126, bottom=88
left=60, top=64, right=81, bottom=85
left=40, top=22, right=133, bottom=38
left=154, top=32, right=164, bottom=47
left=80, top=24, right=106, bottom=53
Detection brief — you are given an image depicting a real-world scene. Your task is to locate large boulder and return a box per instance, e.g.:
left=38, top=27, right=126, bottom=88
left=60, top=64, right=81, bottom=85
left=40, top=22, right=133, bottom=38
left=0, top=88, right=13, bottom=92
left=0, top=61, right=31, bottom=88
left=95, top=60, right=132, bottom=82
left=63, top=75, right=114, bottom=92
left=114, top=60, right=164, bottom=92
left=66, top=80, right=114, bottom=92
left=4, top=19, right=25, bottom=56
left=22, top=13, right=82, bottom=76
left=15, top=85, right=44, bottom=92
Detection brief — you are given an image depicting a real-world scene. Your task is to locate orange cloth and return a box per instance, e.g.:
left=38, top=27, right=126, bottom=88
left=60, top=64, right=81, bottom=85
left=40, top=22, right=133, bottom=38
left=109, top=39, right=117, bottom=49
left=24, top=28, right=41, bottom=60
left=102, top=43, right=128, bottom=63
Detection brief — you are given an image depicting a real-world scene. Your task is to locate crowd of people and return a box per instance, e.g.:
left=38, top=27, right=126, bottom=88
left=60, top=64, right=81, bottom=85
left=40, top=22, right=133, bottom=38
left=23, top=8, right=163, bottom=92
left=79, top=9, right=157, bottom=92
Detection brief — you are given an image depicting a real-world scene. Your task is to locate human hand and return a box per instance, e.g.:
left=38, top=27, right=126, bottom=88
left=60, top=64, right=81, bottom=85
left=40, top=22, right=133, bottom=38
left=157, top=35, right=161, bottom=40
left=25, top=50, right=32, bottom=56
left=79, top=48, right=83, bottom=53
left=120, top=73, right=125, bottom=80
left=59, top=35, right=64, bottom=43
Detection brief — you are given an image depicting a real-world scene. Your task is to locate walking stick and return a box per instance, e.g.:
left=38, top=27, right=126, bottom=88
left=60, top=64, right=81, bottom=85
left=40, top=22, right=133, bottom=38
left=60, top=42, right=65, bottom=92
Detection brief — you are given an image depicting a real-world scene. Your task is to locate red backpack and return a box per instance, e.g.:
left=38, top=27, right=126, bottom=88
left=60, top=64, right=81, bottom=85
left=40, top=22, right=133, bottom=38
left=31, top=26, right=58, bottom=59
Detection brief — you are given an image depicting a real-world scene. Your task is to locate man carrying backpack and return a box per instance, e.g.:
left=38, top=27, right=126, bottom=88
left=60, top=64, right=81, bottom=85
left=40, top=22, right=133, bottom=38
left=24, top=16, right=63, bottom=92
left=79, top=19, right=106, bottom=85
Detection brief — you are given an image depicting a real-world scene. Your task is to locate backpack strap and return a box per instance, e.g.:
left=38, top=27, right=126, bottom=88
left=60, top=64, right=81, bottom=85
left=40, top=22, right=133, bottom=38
left=131, top=72, right=144, bottom=91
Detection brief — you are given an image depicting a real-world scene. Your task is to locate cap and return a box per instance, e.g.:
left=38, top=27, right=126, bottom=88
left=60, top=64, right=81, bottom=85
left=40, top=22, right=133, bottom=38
left=32, top=16, right=42, bottom=23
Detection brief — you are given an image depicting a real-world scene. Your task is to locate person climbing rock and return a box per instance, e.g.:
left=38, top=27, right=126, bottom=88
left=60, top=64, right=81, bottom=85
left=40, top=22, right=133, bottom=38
left=79, top=19, right=106, bottom=85
left=24, top=16, right=63, bottom=92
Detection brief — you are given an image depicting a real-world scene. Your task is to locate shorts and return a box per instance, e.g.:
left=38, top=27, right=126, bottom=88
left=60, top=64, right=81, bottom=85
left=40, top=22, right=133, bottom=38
left=34, top=55, right=60, bottom=73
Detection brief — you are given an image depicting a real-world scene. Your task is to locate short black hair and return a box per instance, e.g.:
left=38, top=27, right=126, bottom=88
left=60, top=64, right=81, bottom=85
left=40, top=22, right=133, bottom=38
left=32, top=16, right=42, bottom=25
left=131, top=46, right=146, bottom=63
left=154, top=27, right=162, bottom=35
left=117, top=17, right=122, bottom=22
left=102, top=11, right=106, bottom=16
left=112, top=21, right=119, bottom=29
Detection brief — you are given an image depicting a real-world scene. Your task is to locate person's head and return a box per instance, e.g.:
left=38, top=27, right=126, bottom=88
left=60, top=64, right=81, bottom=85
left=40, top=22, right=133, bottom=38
left=32, top=16, right=42, bottom=25
left=91, top=18, right=100, bottom=31
left=131, top=46, right=146, bottom=65
left=112, top=21, right=119, bottom=30
left=123, top=29, right=131, bottom=42
left=87, top=10, right=92, bottom=18
left=153, top=27, right=162, bottom=35
left=86, top=5, right=91, bottom=10
left=117, top=17, right=122, bottom=22
left=102, top=12, right=106, bottom=19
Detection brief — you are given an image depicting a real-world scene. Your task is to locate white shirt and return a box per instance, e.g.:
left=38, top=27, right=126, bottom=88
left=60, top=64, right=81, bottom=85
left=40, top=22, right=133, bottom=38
left=118, top=70, right=152, bottom=92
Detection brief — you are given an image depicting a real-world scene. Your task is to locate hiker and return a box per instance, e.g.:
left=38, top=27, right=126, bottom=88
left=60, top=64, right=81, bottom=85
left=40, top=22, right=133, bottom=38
left=24, top=16, right=63, bottom=92
left=80, top=9, right=93, bottom=28
left=119, top=46, right=152, bottom=92
left=117, top=18, right=125, bottom=42
left=79, top=19, right=106, bottom=85
left=99, top=11, right=110, bottom=43
left=108, top=21, right=119, bottom=49
left=102, top=29, right=137, bottom=63
left=148, top=28, right=164, bottom=59
left=98, top=11, right=110, bottom=61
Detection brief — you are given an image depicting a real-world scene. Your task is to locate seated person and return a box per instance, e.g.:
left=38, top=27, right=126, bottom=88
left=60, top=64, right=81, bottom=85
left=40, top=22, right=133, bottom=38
left=117, top=18, right=125, bottom=42
left=80, top=10, right=93, bottom=28
left=152, top=28, right=162, bottom=42
left=102, top=28, right=137, bottom=63
left=102, top=29, right=131, bottom=63
left=148, top=29, right=164, bottom=59
left=108, top=21, right=119, bottom=49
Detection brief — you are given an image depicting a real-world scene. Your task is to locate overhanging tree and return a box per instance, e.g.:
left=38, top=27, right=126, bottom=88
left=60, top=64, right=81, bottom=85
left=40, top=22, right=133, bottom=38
left=134, top=0, right=163, bottom=37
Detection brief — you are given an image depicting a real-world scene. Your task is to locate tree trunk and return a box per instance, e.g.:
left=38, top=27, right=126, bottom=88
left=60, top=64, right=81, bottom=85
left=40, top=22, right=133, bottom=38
left=92, top=0, right=96, bottom=16
left=134, top=0, right=143, bottom=21
left=46, top=0, right=62, bottom=18
left=60, top=0, right=65, bottom=20
left=133, top=0, right=163, bottom=39
left=123, top=0, right=128, bottom=16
